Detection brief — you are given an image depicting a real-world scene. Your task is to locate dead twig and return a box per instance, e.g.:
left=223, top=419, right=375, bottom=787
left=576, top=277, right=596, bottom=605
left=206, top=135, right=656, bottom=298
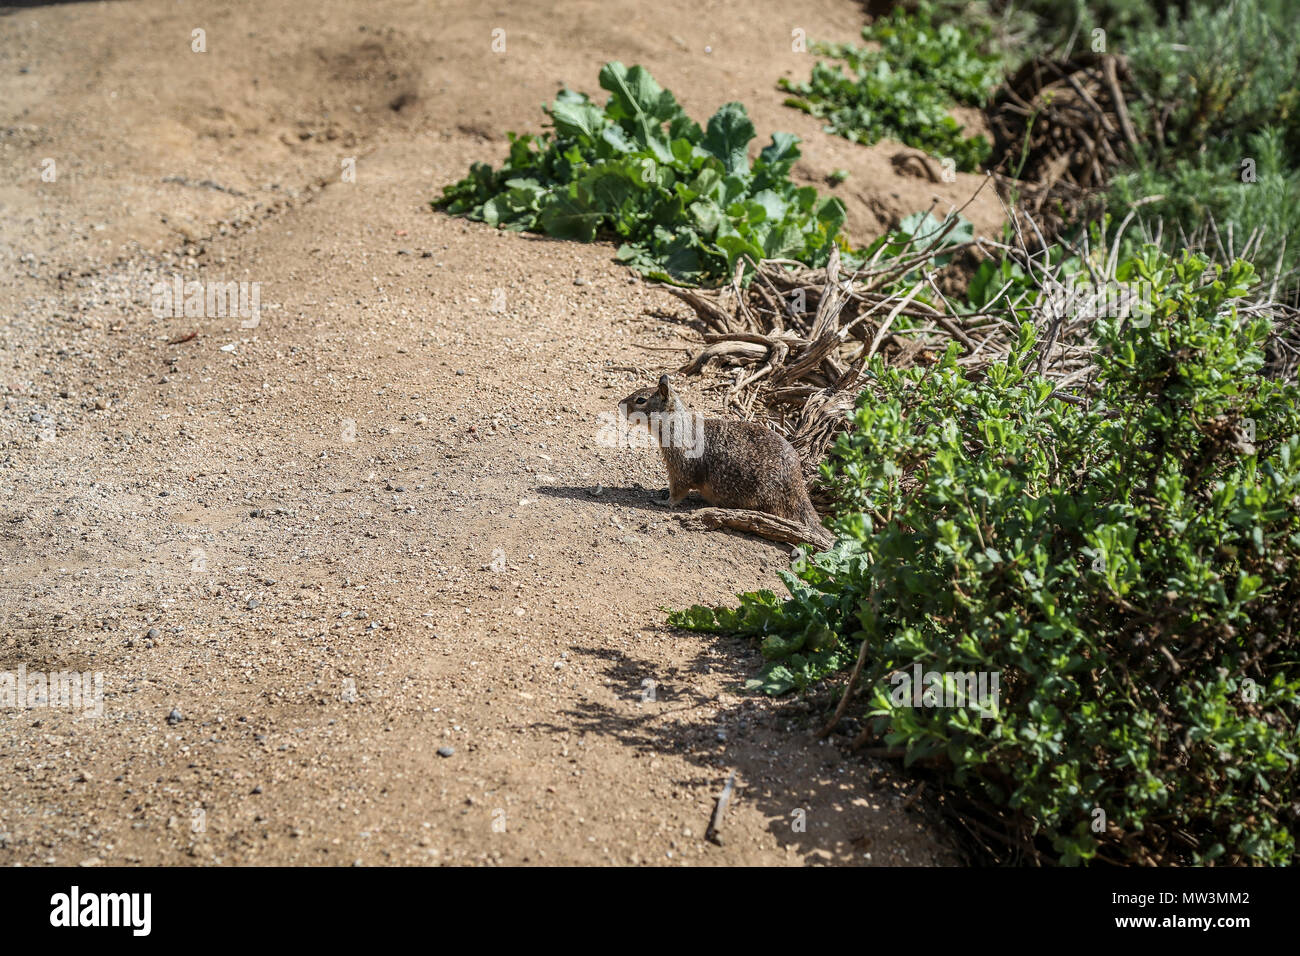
left=705, top=771, right=737, bottom=846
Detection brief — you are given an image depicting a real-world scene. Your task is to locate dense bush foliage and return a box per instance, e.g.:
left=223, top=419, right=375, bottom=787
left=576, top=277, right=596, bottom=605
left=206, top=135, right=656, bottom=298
left=1122, top=0, right=1300, bottom=158
left=673, top=249, right=1300, bottom=865
left=436, top=63, right=849, bottom=284
left=779, top=3, right=1002, bottom=171
left=996, top=0, right=1161, bottom=42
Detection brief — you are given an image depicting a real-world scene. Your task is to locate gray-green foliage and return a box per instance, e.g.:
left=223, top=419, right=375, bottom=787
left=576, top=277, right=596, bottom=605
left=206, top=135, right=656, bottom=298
left=1040, top=0, right=1300, bottom=292
left=1112, top=127, right=1300, bottom=289
left=1112, top=0, right=1300, bottom=287
left=1123, top=0, right=1300, bottom=158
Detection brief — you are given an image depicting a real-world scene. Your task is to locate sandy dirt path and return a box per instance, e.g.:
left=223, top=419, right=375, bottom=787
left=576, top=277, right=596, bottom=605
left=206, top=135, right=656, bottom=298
left=0, top=0, right=1000, bottom=865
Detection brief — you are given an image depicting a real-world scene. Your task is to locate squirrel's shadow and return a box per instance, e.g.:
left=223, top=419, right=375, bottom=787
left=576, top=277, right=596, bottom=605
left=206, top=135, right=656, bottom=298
left=537, top=485, right=801, bottom=559
left=529, top=628, right=957, bottom=866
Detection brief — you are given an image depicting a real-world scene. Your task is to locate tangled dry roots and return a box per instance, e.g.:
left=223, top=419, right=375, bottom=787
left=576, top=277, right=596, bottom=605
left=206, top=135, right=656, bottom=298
left=986, top=53, right=1139, bottom=240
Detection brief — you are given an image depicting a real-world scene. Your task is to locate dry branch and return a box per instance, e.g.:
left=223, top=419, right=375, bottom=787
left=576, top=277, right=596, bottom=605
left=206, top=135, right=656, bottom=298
left=681, top=507, right=834, bottom=550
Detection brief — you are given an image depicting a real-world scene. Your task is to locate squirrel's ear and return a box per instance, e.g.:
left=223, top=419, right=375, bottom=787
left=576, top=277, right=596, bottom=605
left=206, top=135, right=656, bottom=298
left=657, top=374, right=670, bottom=398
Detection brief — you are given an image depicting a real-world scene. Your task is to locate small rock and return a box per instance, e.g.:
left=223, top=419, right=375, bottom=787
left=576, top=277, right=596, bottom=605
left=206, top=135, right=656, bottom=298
left=166, top=708, right=183, bottom=725
left=436, top=746, right=455, bottom=758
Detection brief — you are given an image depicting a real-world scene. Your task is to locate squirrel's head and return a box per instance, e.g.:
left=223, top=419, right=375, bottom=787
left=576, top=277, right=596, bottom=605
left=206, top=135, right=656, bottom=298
left=618, top=374, right=683, bottom=425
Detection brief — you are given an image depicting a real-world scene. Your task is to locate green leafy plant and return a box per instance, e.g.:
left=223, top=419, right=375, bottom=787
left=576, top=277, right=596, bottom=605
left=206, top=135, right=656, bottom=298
left=435, top=62, right=849, bottom=284
left=1007, top=0, right=1300, bottom=297
left=871, top=210, right=974, bottom=270
left=1112, top=126, right=1300, bottom=295
left=1123, top=0, right=1300, bottom=162
left=780, top=2, right=1002, bottom=171
left=1108, top=0, right=1300, bottom=292
left=674, top=248, right=1300, bottom=865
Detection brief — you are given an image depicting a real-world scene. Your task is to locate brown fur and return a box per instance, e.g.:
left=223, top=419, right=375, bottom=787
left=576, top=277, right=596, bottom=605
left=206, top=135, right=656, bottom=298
left=618, top=375, right=821, bottom=528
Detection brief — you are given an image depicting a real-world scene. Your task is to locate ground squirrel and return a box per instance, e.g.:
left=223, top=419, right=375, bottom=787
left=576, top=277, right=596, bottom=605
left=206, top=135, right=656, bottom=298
left=618, top=375, right=822, bottom=529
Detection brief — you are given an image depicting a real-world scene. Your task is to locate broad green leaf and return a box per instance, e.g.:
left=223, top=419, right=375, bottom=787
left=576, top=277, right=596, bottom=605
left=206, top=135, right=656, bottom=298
left=701, top=102, right=756, bottom=175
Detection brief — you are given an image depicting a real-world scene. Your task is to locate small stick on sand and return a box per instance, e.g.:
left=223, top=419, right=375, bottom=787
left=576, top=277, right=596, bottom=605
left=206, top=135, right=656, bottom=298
left=705, top=771, right=737, bottom=846
left=900, top=781, right=926, bottom=811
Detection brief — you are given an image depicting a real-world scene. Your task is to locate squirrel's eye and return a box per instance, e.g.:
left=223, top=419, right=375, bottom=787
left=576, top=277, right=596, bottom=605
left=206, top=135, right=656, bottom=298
left=635, top=397, right=646, bottom=405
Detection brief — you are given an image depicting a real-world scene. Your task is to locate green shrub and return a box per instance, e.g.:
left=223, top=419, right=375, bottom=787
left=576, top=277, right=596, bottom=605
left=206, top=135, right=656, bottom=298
left=1100, top=0, right=1300, bottom=292
left=673, top=248, right=1300, bottom=865
left=1123, top=0, right=1300, bottom=161
left=779, top=2, right=1002, bottom=171
left=1111, top=127, right=1300, bottom=293
left=435, top=62, right=848, bottom=284
left=995, top=0, right=1160, bottom=44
